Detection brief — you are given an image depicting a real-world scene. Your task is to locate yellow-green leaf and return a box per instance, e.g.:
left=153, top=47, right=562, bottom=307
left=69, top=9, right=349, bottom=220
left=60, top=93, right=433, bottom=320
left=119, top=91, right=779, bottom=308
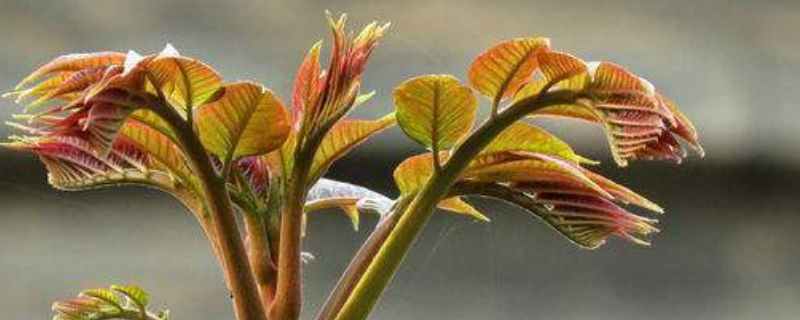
left=128, top=109, right=177, bottom=141
left=589, top=61, right=654, bottom=94
left=120, top=120, right=194, bottom=186
left=578, top=168, right=663, bottom=213
left=394, top=74, right=477, bottom=152
left=394, top=153, right=495, bottom=221
left=304, top=197, right=361, bottom=231
left=482, top=122, right=595, bottom=164
left=393, top=152, right=445, bottom=195
left=16, top=52, right=126, bottom=90
left=111, top=285, right=148, bottom=311
left=195, top=82, right=291, bottom=160
left=464, top=154, right=610, bottom=198
left=532, top=103, right=599, bottom=123
left=309, top=113, right=395, bottom=183
left=53, top=284, right=165, bottom=320
left=79, top=288, right=121, bottom=309
left=468, top=38, right=550, bottom=103
left=439, top=197, right=490, bottom=221
left=146, top=46, right=223, bottom=109
left=393, top=154, right=490, bottom=221
left=513, top=51, right=591, bottom=101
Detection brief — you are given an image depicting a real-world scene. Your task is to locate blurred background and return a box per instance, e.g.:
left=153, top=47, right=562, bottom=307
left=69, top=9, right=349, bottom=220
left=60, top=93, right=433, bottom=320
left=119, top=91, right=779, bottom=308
left=1, top=0, right=799, bottom=319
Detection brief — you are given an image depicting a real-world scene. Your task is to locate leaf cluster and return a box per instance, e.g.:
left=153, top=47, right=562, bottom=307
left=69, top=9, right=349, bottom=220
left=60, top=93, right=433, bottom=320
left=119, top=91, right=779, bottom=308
left=2, top=13, right=703, bottom=320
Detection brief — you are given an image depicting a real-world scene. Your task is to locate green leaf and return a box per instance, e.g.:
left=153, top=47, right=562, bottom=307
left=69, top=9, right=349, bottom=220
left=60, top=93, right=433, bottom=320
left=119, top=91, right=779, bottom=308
left=79, top=288, right=122, bottom=310
left=195, top=81, right=291, bottom=161
left=394, top=75, right=477, bottom=152
left=52, top=284, right=167, bottom=320
left=111, top=285, right=149, bottom=311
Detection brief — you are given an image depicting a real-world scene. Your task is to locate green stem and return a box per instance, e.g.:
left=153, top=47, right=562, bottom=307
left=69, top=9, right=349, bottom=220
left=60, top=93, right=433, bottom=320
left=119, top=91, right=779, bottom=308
left=490, top=96, right=501, bottom=119
left=314, top=197, right=412, bottom=320
left=331, top=90, right=577, bottom=320
left=148, top=98, right=267, bottom=320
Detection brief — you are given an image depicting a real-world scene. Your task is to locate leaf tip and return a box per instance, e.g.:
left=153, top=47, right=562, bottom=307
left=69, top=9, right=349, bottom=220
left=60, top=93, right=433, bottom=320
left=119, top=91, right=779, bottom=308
left=123, top=50, right=144, bottom=74
left=160, top=43, right=181, bottom=57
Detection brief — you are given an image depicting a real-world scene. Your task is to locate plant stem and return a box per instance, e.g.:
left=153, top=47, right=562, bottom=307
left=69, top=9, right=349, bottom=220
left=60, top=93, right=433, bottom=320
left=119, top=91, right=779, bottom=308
left=272, top=150, right=314, bottom=320
left=232, top=167, right=279, bottom=312
left=273, top=110, right=340, bottom=319
left=149, top=99, right=267, bottom=320
left=245, top=213, right=278, bottom=311
left=314, top=197, right=412, bottom=320
left=331, top=90, right=577, bottom=320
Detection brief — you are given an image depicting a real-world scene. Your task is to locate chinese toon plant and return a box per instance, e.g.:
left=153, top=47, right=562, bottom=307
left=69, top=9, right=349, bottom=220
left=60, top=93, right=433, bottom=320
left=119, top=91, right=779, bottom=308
left=3, top=13, right=703, bottom=320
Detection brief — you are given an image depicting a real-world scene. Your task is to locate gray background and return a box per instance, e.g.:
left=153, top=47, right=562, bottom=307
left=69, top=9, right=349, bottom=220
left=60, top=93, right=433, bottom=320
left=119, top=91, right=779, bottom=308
left=1, top=0, right=799, bottom=319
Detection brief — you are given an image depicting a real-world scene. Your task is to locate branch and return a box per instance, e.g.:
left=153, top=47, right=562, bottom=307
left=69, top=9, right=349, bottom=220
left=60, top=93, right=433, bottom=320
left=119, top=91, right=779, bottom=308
left=147, top=97, right=268, bottom=320
left=273, top=113, right=343, bottom=319
left=314, top=197, right=412, bottom=320
left=271, top=142, right=314, bottom=320
left=331, top=90, right=579, bottom=320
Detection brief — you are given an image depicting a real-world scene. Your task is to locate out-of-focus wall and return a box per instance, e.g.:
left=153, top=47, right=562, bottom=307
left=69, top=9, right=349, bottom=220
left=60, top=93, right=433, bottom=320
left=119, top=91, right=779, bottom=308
left=2, top=0, right=799, bottom=164
left=2, top=1, right=799, bottom=320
